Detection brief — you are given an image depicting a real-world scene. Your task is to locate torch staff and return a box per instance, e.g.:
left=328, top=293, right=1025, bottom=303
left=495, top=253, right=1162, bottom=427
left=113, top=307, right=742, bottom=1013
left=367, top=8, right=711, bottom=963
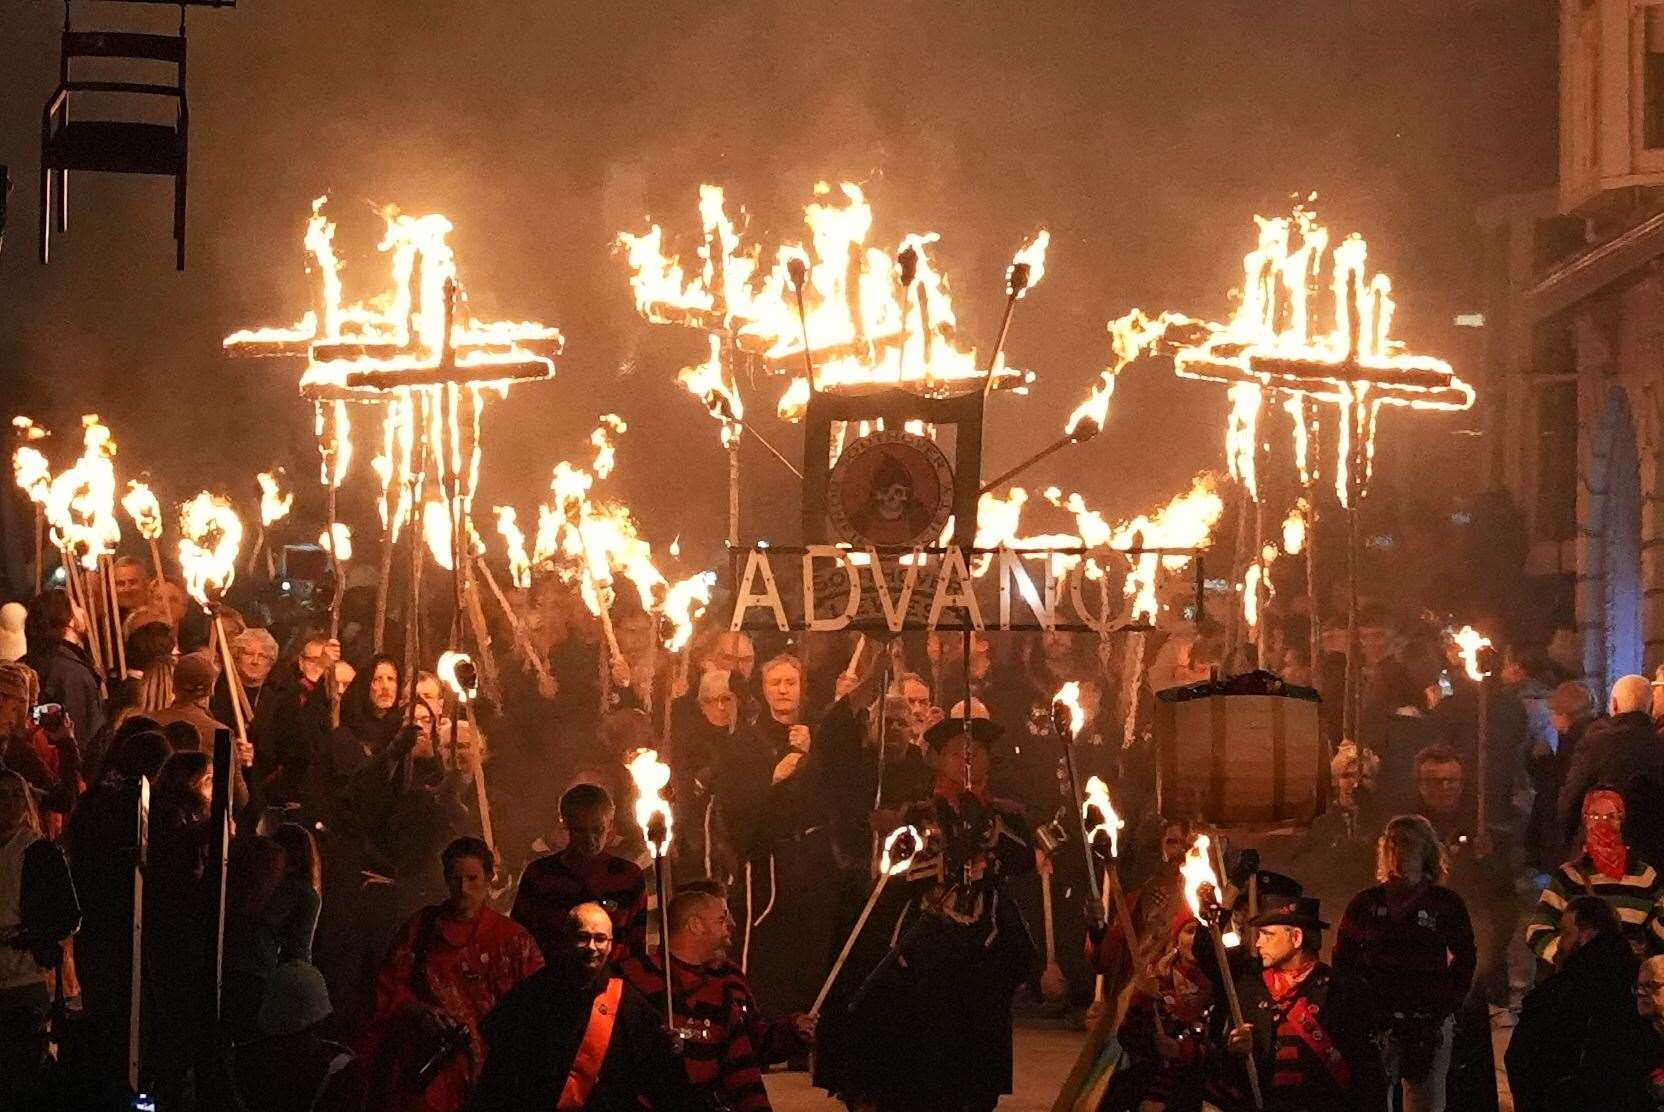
left=1202, top=883, right=1262, bottom=1110
left=318, top=403, right=346, bottom=728
left=980, top=259, right=1034, bottom=401
left=1303, top=398, right=1322, bottom=683
left=147, top=536, right=165, bottom=587
left=977, top=416, right=1101, bottom=496
left=1050, top=700, right=1103, bottom=912
left=473, top=556, right=553, bottom=686
left=627, top=748, right=677, bottom=1035
left=810, top=825, right=920, bottom=1017
left=565, top=500, right=624, bottom=715
left=97, top=554, right=128, bottom=679
left=209, top=602, right=251, bottom=754
left=785, top=256, right=818, bottom=395
left=33, top=509, right=44, bottom=595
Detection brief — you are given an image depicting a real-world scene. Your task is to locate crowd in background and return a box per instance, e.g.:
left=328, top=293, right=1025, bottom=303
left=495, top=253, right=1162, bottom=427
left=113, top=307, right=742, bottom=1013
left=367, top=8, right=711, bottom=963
left=2, top=549, right=1664, bottom=1110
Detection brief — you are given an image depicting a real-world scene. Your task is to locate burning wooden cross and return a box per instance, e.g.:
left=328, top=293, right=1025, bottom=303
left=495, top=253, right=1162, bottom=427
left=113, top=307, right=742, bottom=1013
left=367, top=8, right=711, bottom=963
left=1108, top=209, right=1473, bottom=737
left=225, top=198, right=564, bottom=694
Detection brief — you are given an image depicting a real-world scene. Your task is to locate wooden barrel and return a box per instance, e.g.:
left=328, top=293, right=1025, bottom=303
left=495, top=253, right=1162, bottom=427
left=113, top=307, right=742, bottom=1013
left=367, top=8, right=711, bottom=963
left=1154, top=687, right=1326, bottom=831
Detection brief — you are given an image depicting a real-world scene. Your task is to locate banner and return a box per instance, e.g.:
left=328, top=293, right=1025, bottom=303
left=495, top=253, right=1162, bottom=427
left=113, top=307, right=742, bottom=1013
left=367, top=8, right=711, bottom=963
left=727, top=545, right=1203, bottom=633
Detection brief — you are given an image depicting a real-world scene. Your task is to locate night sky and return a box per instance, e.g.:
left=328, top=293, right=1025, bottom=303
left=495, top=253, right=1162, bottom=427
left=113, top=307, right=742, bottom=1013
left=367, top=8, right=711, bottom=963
left=0, top=1, right=1557, bottom=578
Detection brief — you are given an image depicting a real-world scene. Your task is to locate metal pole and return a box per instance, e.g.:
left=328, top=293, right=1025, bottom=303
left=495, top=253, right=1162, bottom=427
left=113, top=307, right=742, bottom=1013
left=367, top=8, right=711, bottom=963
left=1476, top=673, right=1490, bottom=837
left=1207, top=917, right=1262, bottom=1109
left=811, top=870, right=894, bottom=1017
left=127, top=775, right=149, bottom=1093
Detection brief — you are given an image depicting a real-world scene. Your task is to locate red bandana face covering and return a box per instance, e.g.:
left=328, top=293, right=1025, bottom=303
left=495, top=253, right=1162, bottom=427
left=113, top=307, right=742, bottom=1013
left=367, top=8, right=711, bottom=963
left=1585, top=789, right=1629, bottom=878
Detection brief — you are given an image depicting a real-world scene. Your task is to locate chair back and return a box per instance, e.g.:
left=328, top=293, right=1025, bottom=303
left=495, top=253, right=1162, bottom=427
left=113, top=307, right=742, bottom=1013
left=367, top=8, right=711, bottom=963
left=63, top=29, right=186, bottom=69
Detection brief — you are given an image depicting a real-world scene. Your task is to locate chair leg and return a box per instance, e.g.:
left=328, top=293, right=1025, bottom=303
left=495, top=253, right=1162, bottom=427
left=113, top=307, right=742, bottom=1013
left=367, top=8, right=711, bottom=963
left=174, top=169, right=186, bottom=271
left=39, top=164, right=50, bottom=264
left=57, top=169, right=67, bottom=234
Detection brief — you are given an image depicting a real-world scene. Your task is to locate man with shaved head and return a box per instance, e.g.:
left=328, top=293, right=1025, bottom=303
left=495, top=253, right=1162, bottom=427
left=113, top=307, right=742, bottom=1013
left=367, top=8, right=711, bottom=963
left=471, top=902, right=697, bottom=1110
left=1560, top=674, right=1664, bottom=865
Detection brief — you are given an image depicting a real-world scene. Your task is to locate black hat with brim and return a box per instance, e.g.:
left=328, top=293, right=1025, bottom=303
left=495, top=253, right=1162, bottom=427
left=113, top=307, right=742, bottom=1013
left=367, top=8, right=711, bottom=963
left=1247, top=895, right=1328, bottom=931
left=923, top=716, right=1005, bottom=751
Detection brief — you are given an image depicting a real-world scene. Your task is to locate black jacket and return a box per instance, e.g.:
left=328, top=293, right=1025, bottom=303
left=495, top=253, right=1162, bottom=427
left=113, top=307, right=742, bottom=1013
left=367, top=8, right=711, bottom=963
left=468, top=967, right=700, bottom=1112
left=22, top=638, right=105, bottom=746
left=1229, top=962, right=1383, bottom=1112
left=1559, top=711, right=1664, bottom=865
left=1505, top=930, right=1644, bottom=1112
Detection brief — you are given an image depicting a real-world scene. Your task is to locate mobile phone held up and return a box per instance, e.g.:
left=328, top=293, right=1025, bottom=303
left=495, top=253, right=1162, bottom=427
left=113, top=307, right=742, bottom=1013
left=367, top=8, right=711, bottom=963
left=30, top=703, right=63, bottom=727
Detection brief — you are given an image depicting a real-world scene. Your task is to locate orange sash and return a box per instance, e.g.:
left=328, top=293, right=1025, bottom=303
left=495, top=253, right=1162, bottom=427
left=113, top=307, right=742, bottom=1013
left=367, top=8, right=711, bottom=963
left=557, top=977, right=624, bottom=1110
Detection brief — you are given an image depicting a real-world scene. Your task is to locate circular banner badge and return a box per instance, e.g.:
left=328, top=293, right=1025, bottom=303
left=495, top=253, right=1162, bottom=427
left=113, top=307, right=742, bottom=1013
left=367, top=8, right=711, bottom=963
left=827, top=429, right=955, bottom=547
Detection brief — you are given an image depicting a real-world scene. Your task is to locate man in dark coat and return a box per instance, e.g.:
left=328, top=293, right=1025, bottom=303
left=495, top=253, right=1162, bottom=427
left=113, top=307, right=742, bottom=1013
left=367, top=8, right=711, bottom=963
left=22, top=588, right=105, bottom=745
left=1506, top=894, right=1645, bottom=1111
left=467, top=902, right=698, bottom=1111
left=1220, top=897, right=1383, bottom=1112
left=1560, top=675, right=1664, bottom=867
left=820, top=712, right=1036, bottom=1112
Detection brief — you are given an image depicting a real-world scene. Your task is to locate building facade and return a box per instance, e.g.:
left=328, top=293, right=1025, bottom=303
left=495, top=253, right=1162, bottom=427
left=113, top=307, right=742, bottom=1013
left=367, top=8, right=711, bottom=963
left=1479, top=0, right=1664, bottom=694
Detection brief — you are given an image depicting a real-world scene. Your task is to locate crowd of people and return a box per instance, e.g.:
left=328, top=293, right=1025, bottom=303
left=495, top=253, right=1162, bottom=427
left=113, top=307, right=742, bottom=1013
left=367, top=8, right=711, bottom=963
left=4, top=552, right=1664, bottom=1110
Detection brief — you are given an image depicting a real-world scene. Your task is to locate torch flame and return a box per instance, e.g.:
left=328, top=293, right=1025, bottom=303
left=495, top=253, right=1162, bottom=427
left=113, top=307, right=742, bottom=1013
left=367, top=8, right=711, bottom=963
left=625, top=747, right=673, bottom=856
left=1283, top=500, right=1307, bottom=555
left=177, top=492, right=244, bottom=607
left=677, top=334, right=744, bottom=448
left=122, top=481, right=164, bottom=541
left=591, top=414, right=626, bottom=480
left=493, top=506, right=532, bottom=589
left=1180, top=833, right=1221, bottom=921
left=1451, top=625, right=1492, bottom=683
left=319, top=523, right=352, bottom=562
left=1008, top=229, right=1050, bottom=296
left=1082, top=775, right=1123, bottom=858
left=11, top=418, right=51, bottom=506
left=422, top=500, right=454, bottom=571
left=661, top=571, right=717, bottom=653
left=1055, top=681, right=1086, bottom=736
left=879, top=824, right=923, bottom=877
left=257, top=469, right=295, bottom=528
left=437, top=649, right=477, bottom=702
left=44, top=415, right=121, bottom=569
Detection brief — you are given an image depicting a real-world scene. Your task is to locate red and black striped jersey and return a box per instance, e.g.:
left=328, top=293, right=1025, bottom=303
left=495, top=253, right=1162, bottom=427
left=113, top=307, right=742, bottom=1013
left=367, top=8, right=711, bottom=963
left=511, top=850, right=648, bottom=965
left=618, top=952, right=808, bottom=1112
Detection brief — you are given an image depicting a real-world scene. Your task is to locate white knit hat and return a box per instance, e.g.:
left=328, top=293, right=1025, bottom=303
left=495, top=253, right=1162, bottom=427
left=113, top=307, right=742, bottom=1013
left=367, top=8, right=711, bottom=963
left=0, top=603, right=25, bottom=662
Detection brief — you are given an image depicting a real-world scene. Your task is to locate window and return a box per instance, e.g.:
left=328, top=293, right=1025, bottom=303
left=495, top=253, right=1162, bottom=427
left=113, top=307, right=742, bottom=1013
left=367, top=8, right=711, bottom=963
left=1643, top=7, right=1664, bottom=147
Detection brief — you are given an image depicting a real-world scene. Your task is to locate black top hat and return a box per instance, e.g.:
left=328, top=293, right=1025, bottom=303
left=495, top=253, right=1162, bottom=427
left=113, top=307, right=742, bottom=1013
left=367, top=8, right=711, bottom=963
left=1247, top=896, right=1328, bottom=932
left=922, top=715, right=1005, bottom=751
left=1236, top=871, right=1303, bottom=908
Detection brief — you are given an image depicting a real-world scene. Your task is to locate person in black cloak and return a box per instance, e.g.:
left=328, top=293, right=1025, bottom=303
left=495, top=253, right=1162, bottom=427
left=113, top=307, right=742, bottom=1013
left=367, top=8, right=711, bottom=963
left=818, top=710, right=1036, bottom=1112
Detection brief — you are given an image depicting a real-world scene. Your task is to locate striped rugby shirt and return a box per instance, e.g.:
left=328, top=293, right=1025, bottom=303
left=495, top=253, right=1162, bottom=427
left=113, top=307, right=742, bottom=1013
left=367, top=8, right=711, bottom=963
left=618, top=951, right=807, bottom=1112
left=1525, top=855, right=1664, bottom=962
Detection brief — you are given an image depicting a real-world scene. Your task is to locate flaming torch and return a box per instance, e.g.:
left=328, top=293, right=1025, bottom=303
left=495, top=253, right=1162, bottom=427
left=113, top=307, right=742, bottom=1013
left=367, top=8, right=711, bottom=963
left=177, top=492, right=251, bottom=758
left=1182, top=834, right=1261, bottom=1109
left=1452, top=624, right=1494, bottom=835
left=122, top=479, right=166, bottom=584
left=13, top=418, right=50, bottom=592
left=981, top=230, right=1050, bottom=400
left=250, top=468, right=295, bottom=578
left=810, top=824, right=921, bottom=1017
left=437, top=649, right=495, bottom=855
left=626, top=747, right=677, bottom=1031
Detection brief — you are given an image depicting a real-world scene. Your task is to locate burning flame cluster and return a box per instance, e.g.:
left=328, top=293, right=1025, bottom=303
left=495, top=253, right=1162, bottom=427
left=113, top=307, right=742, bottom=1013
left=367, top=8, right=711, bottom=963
left=972, top=473, right=1223, bottom=625
left=225, top=197, right=562, bottom=398
left=177, top=491, right=244, bottom=606
left=44, top=416, right=122, bottom=569
left=1096, top=206, right=1473, bottom=507
left=620, top=182, right=1048, bottom=423
left=499, top=417, right=713, bottom=651
left=121, top=481, right=163, bottom=541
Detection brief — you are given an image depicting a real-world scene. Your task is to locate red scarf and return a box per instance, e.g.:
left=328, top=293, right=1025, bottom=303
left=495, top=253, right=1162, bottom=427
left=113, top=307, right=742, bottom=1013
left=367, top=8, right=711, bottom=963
left=1585, top=795, right=1630, bottom=879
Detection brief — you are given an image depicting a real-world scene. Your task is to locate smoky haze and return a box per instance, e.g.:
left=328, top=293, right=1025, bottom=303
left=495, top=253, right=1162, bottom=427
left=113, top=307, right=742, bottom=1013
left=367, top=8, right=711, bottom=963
left=0, top=1, right=1555, bottom=574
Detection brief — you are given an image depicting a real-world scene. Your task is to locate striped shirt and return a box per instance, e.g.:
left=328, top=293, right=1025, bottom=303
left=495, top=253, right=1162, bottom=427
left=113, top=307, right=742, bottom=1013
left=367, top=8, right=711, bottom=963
left=1525, top=856, right=1664, bottom=962
left=619, top=952, right=805, bottom=1112
left=510, top=851, right=647, bottom=965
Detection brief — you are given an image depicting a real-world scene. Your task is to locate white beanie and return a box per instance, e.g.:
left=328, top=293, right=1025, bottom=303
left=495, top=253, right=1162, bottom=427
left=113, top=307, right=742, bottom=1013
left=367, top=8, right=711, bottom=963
left=0, top=603, right=25, bottom=662
left=699, top=670, right=733, bottom=701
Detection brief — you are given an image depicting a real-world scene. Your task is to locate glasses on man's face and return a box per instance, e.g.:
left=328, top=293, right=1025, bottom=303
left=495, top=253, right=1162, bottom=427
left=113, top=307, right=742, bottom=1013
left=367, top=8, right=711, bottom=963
left=1635, top=981, right=1664, bottom=996
left=573, top=931, right=612, bottom=946
left=1585, top=811, right=1624, bottom=824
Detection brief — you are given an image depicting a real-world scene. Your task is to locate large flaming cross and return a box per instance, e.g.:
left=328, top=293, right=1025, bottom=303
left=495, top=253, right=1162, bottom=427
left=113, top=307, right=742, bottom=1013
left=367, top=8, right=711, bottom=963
left=1120, top=219, right=1474, bottom=740
left=224, top=199, right=565, bottom=695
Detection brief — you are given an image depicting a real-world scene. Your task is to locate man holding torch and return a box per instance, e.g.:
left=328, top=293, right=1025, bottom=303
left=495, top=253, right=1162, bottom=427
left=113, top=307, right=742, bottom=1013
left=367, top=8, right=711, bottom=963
left=825, top=709, right=1037, bottom=1112
left=1215, top=897, right=1383, bottom=1112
